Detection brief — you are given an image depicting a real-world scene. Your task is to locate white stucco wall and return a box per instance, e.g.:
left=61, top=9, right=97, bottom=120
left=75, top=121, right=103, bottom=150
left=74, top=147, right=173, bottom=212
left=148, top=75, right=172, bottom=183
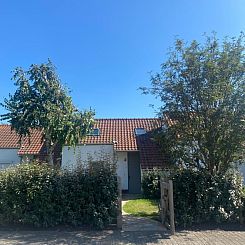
left=62, top=145, right=129, bottom=190
left=62, top=144, right=115, bottom=170
left=0, top=148, right=20, bottom=169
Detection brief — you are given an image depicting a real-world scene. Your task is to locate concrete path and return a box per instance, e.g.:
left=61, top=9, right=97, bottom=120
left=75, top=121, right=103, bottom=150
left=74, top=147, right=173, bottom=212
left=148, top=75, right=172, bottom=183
left=1, top=197, right=244, bottom=244
left=122, top=200, right=166, bottom=232
left=0, top=228, right=245, bottom=244
left=123, top=215, right=167, bottom=232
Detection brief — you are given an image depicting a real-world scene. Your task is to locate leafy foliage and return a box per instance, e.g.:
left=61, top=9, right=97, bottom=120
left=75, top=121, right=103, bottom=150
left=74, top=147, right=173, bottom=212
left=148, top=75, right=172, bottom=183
left=141, top=33, right=245, bottom=174
left=0, top=162, right=118, bottom=229
left=1, top=61, right=94, bottom=164
left=142, top=168, right=243, bottom=227
left=142, top=168, right=168, bottom=199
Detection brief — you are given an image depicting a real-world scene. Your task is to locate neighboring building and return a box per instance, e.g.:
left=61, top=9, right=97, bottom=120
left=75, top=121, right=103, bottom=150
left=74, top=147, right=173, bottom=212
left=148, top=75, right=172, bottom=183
left=62, top=118, right=167, bottom=193
left=0, top=125, right=48, bottom=168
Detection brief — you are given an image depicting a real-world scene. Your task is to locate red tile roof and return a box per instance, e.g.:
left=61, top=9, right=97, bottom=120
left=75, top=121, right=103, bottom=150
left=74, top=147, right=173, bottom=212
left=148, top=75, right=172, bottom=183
left=0, top=125, right=44, bottom=155
left=18, top=130, right=45, bottom=155
left=0, top=118, right=167, bottom=168
left=83, top=118, right=167, bottom=169
left=0, top=125, right=20, bottom=148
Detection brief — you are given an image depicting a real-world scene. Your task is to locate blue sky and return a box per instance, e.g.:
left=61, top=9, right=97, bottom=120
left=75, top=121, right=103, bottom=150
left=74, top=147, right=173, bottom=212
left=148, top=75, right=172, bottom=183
left=0, top=0, right=244, bottom=119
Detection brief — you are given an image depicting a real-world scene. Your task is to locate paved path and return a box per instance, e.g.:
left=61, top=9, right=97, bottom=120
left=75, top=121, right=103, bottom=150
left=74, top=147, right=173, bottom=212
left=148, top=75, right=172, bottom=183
left=123, top=215, right=166, bottom=232
left=0, top=228, right=245, bottom=244
left=122, top=200, right=166, bottom=232
left=0, top=198, right=244, bottom=244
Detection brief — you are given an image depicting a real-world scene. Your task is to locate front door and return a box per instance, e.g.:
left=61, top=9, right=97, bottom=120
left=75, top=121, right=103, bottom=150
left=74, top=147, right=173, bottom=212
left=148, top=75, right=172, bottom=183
left=116, top=152, right=128, bottom=190
left=128, top=152, right=141, bottom=194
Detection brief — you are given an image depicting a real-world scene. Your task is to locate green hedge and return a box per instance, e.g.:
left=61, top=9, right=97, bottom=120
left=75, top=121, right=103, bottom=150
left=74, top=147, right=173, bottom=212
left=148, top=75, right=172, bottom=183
left=142, top=168, right=164, bottom=199
left=0, top=162, right=118, bottom=229
left=142, top=168, right=243, bottom=227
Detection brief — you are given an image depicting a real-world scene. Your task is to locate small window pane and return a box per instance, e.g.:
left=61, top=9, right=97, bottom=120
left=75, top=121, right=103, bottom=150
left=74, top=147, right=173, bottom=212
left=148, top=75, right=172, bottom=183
left=135, top=128, right=146, bottom=135
left=87, top=128, right=100, bottom=136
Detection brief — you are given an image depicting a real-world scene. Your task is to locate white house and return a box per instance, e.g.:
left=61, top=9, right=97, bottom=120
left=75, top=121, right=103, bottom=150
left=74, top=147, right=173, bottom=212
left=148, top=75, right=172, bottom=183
left=1, top=119, right=245, bottom=191
left=0, top=119, right=166, bottom=192
left=61, top=118, right=166, bottom=193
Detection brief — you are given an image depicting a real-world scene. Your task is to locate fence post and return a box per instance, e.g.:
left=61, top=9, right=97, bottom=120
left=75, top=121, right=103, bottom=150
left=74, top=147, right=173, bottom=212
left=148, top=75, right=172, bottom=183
left=239, top=205, right=243, bottom=225
left=117, top=176, right=122, bottom=229
left=168, top=180, right=175, bottom=235
left=160, top=177, right=165, bottom=224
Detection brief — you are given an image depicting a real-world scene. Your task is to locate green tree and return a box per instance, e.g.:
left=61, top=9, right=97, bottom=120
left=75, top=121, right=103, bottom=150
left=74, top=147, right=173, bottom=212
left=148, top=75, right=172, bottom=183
left=141, top=33, right=245, bottom=174
left=1, top=61, right=94, bottom=165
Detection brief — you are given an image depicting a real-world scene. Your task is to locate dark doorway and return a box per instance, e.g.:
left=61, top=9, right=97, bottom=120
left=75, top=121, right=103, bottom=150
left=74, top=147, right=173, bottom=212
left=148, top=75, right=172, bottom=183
left=128, top=152, right=141, bottom=194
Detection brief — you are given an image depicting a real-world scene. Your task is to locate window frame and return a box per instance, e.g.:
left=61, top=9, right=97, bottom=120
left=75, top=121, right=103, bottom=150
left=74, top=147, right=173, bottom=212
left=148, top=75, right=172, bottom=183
left=134, top=128, right=146, bottom=136
left=87, top=128, right=100, bottom=136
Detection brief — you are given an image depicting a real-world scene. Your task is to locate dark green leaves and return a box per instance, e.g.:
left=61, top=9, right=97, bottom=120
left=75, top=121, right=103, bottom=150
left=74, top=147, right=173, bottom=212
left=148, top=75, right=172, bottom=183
left=1, top=61, right=95, bottom=164
left=142, top=169, right=243, bottom=227
left=142, top=33, right=245, bottom=174
left=0, top=161, right=118, bottom=229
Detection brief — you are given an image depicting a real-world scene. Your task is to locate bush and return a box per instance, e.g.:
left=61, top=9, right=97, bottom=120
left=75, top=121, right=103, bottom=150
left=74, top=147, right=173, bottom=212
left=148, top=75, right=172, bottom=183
left=142, top=168, right=243, bottom=227
left=142, top=168, right=164, bottom=199
left=0, top=161, right=118, bottom=229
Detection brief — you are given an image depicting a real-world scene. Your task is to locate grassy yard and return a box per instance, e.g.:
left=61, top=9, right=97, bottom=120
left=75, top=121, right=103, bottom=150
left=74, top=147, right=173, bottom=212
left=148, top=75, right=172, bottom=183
left=123, top=199, right=159, bottom=218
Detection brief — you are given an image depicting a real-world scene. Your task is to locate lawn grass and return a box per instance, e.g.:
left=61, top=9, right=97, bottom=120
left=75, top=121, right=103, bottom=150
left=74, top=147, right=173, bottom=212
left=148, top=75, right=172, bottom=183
left=123, top=199, right=159, bottom=218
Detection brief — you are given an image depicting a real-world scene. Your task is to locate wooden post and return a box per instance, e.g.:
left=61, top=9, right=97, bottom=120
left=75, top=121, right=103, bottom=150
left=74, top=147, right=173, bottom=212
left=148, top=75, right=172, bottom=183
left=159, top=178, right=175, bottom=235
left=239, top=195, right=244, bottom=225
left=168, top=180, right=175, bottom=235
left=239, top=205, right=243, bottom=225
left=160, top=178, right=166, bottom=224
left=117, top=176, right=122, bottom=229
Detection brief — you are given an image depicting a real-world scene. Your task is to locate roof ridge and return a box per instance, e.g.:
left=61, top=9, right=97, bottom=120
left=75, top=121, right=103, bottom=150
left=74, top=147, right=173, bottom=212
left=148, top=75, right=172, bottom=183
left=95, top=118, right=160, bottom=120
left=1, top=118, right=161, bottom=126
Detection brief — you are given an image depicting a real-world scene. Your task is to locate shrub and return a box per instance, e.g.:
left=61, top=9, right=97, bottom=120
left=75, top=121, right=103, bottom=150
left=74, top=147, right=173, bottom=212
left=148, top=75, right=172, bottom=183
left=173, top=169, right=243, bottom=227
left=142, top=168, right=243, bottom=227
left=0, top=161, right=118, bottom=229
left=142, top=168, right=165, bottom=199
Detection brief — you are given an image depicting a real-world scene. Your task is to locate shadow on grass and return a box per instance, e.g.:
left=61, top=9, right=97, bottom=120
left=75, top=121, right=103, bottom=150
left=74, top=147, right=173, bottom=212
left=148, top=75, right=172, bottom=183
left=128, top=211, right=159, bottom=217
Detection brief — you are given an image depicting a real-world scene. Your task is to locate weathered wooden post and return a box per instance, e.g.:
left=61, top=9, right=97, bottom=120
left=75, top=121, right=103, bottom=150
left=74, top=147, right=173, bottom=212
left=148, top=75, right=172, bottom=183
left=160, top=177, right=175, bottom=235
left=160, top=177, right=166, bottom=224
left=239, top=204, right=243, bottom=225
left=117, top=176, right=122, bottom=229
left=168, top=180, right=175, bottom=235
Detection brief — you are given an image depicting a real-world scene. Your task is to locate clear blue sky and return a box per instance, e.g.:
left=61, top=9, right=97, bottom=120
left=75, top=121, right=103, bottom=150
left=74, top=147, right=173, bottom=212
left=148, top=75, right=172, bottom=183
left=0, top=0, right=244, bottom=118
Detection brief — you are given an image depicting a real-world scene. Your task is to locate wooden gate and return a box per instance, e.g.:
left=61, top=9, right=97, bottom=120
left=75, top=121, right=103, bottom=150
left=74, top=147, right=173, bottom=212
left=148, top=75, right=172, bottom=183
left=159, top=178, right=175, bottom=235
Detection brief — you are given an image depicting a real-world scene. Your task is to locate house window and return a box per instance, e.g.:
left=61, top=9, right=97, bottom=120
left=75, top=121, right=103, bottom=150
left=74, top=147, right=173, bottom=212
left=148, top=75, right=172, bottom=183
left=87, top=128, right=100, bottom=136
left=135, top=128, right=146, bottom=135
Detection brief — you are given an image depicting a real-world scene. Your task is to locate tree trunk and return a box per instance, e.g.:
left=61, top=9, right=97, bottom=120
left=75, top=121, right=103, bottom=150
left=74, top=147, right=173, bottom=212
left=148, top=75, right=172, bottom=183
left=45, top=140, right=55, bottom=166
left=47, top=151, right=54, bottom=165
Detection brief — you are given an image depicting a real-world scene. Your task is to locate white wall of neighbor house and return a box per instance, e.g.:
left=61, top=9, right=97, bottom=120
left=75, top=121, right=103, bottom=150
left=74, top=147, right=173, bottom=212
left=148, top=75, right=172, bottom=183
left=62, top=144, right=129, bottom=191
left=0, top=148, right=20, bottom=169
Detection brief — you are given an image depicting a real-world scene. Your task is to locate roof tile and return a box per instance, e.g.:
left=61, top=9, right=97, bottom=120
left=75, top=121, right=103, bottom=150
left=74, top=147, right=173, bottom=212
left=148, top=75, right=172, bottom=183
left=83, top=118, right=167, bottom=169
left=0, top=125, right=44, bottom=155
left=0, top=118, right=167, bottom=168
